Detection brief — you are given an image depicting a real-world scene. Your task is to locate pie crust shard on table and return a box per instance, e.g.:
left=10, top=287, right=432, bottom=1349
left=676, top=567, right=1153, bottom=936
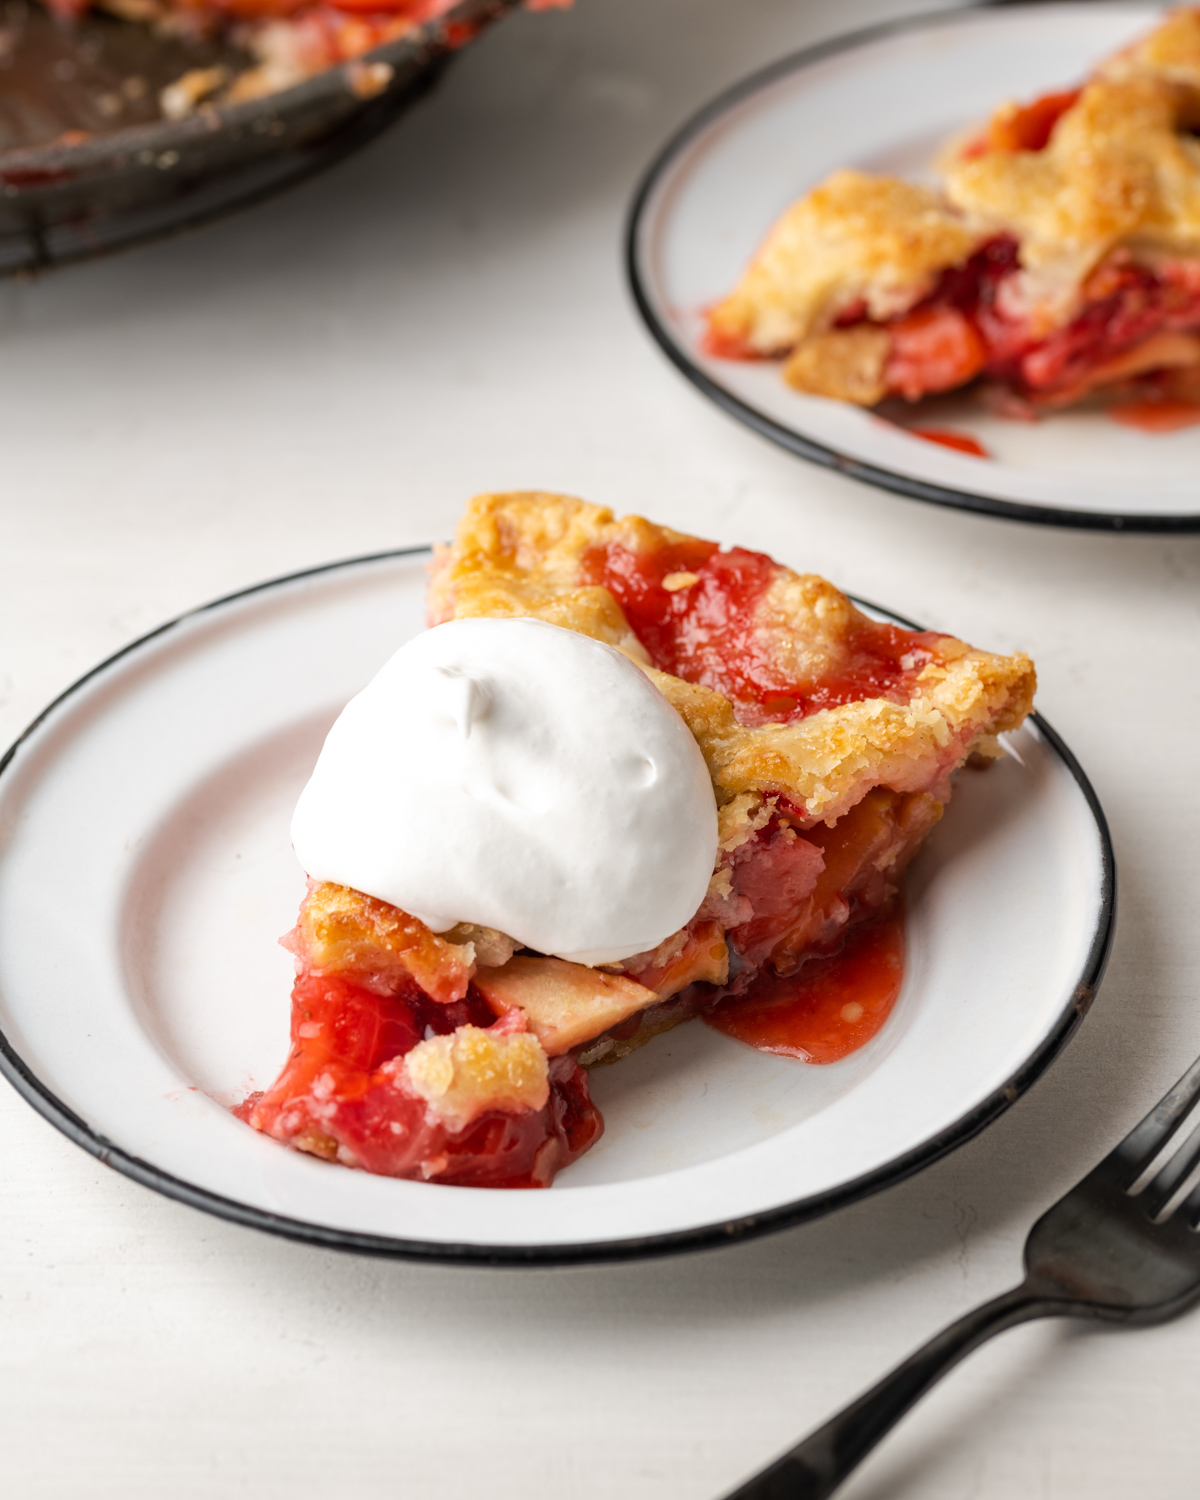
left=707, top=7, right=1200, bottom=423
left=238, top=492, right=1035, bottom=1188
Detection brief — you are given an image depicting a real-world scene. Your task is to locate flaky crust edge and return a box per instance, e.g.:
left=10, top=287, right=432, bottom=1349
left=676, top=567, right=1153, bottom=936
left=429, top=491, right=1036, bottom=828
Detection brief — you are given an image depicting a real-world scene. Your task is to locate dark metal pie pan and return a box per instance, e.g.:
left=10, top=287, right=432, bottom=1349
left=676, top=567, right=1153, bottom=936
left=0, top=0, right=518, bottom=272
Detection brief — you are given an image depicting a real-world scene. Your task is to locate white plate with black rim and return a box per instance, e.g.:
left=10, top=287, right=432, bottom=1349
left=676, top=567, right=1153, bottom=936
left=627, top=2, right=1200, bottom=533
left=0, top=549, right=1114, bottom=1263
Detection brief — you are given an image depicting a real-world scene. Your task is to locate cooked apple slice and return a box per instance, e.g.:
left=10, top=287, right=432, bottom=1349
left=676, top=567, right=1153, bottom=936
left=473, top=957, right=657, bottom=1055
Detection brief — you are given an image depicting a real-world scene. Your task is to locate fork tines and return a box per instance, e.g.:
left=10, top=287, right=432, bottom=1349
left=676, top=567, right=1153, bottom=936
left=1107, top=1054, right=1200, bottom=1223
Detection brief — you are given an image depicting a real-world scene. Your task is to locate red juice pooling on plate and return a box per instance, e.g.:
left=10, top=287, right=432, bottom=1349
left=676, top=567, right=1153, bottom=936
left=706, top=907, right=905, bottom=1063
left=909, top=428, right=991, bottom=458
left=1109, top=398, right=1200, bottom=433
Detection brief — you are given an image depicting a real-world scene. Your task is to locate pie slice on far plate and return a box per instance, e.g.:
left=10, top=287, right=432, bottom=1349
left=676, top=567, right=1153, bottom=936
left=707, top=7, right=1200, bottom=424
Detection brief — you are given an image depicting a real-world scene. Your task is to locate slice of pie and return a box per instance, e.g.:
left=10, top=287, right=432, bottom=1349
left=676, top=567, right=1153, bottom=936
left=708, top=8, right=1200, bottom=417
left=239, top=491, right=1035, bottom=1187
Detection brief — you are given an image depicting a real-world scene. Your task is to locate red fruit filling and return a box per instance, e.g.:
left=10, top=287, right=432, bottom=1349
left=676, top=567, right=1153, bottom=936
left=960, top=88, right=1083, bottom=159
left=239, top=972, right=601, bottom=1188
left=582, top=538, right=945, bottom=726
left=720, top=788, right=938, bottom=983
left=876, top=85, right=1200, bottom=407
left=857, top=238, right=1200, bottom=409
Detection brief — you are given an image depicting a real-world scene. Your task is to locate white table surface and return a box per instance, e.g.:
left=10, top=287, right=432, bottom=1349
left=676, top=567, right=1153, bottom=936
left=2, top=1, right=1199, bottom=1495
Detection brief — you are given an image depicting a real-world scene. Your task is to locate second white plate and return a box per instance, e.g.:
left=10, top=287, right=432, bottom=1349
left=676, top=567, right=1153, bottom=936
left=628, top=3, right=1199, bottom=531
left=0, top=551, right=1113, bottom=1261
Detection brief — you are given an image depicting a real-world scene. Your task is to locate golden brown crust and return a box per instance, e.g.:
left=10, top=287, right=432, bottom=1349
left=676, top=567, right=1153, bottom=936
left=782, top=325, right=891, bottom=403
left=707, top=170, right=983, bottom=356
left=945, top=74, right=1200, bottom=316
left=1101, top=6, right=1200, bottom=93
left=647, top=653, right=1032, bottom=827
left=400, top=1024, right=549, bottom=1133
left=435, top=492, right=1036, bottom=828
left=426, top=491, right=650, bottom=660
left=292, top=881, right=474, bottom=1004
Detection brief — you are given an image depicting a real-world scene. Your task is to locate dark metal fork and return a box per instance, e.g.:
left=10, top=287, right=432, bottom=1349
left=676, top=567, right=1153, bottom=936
left=724, top=1052, right=1200, bottom=1499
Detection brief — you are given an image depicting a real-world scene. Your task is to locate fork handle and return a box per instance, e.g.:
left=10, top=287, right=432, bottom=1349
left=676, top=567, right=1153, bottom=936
left=723, top=1282, right=1073, bottom=1499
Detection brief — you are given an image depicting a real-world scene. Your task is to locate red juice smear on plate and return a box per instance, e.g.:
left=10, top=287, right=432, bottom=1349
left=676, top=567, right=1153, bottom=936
left=1108, top=399, right=1200, bottom=434
left=909, top=427, right=991, bottom=458
left=705, top=908, right=905, bottom=1063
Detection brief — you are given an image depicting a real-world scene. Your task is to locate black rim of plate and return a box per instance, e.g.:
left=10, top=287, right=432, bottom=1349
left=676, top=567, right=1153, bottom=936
left=625, top=2, right=1199, bottom=535
left=0, top=547, right=1117, bottom=1266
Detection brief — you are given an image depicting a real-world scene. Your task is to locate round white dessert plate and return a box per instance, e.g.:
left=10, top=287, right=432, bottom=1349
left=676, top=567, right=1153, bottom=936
left=0, top=551, right=1114, bottom=1263
left=628, top=2, right=1200, bottom=532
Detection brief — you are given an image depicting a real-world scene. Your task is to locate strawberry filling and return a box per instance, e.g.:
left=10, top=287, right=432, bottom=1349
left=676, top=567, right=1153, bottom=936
left=724, top=789, right=939, bottom=978
left=582, top=539, right=944, bottom=726
left=240, top=969, right=601, bottom=1188
left=859, top=238, right=1200, bottom=408
left=961, top=87, right=1083, bottom=159
left=874, top=85, right=1200, bottom=407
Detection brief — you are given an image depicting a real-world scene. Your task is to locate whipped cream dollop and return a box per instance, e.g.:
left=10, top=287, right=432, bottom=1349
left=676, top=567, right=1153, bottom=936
left=291, top=617, right=719, bottom=965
